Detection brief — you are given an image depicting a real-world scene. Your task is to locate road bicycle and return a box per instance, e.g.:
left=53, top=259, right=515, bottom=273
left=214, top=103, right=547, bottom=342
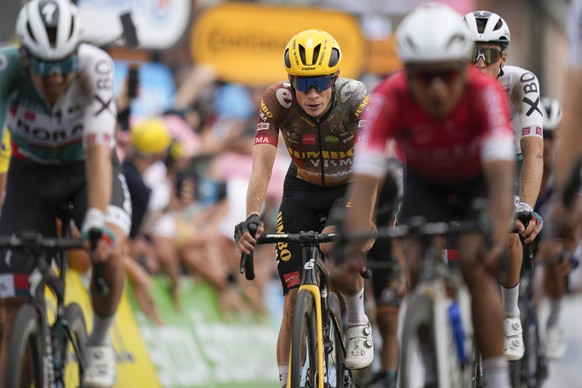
left=345, top=217, right=491, bottom=388
left=1, top=202, right=108, bottom=387
left=368, top=218, right=481, bottom=388
left=240, top=229, right=356, bottom=388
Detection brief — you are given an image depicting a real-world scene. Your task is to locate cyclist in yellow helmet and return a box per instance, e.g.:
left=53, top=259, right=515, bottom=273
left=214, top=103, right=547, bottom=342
left=234, top=29, right=374, bottom=386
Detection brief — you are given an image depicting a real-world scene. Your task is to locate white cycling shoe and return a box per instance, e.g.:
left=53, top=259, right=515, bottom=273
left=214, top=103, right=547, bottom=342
left=344, top=319, right=374, bottom=369
left=504, top=316, right=524, bottom=361
left=82, top=344, right=116, bottom=387
left=546, top=325, right=566, bottom=360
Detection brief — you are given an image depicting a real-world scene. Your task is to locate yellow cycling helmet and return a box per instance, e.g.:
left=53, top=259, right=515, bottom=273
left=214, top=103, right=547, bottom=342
left=283, top=29, right=342, bottom=76
left=131, top=118, right=172, bottom=155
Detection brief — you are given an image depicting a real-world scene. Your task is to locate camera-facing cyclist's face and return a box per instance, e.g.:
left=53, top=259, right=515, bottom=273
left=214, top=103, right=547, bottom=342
left=292, top=75, right=335, bottom=119
left=407, top=61, right=467, bottom=118
left=24, top=52, right=79, bottom=105
left=471, top=43, right=507, bottom=79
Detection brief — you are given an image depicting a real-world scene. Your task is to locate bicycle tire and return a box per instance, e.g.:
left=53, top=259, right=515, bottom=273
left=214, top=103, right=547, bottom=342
left=5, top=304, right=45, bottom=388
left=63, top=303, right=88, bottom=385
left=326, top=292, right=347, bottom=388
left=400, top=293, right=434, bottom=388
left=290, top=289, right=319, bottom=388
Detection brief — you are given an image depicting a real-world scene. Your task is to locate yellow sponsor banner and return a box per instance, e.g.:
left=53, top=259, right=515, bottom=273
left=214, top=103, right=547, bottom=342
left=191, top=3, right=366, bottom=86
left=44, top=271, right=160, bottom=388
left=366, top=35, right=403, bottom=76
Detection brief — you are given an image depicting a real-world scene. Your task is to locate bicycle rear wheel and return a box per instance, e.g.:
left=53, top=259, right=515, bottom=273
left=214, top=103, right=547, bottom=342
left=63, top=303, right=88, bottom=385
left=325, top=292, right=349, bottom=388
left=5, top=304, right=45, bottom=388
left=290, top=289, right=319, bottom=388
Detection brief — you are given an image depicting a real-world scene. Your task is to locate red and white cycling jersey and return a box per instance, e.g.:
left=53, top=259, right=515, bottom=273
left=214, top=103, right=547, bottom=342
left=354, top=66, right=514, bottom=185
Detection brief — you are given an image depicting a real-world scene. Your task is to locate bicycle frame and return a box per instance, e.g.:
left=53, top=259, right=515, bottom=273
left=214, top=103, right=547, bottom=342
left=287, top=241, right=331, bottom=388
left=240, top=230, right=344, bottom=388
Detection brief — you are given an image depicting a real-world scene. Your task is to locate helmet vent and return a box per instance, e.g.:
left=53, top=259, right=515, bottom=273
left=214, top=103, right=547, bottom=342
left=298, top=45, right=306, bottom=65
left=284, top=48, right=291, bottom=68
left=68, top=17, right=75, bottom=40
left=46, top=26, right=57, bottom=48
left=329, top=48, right=340, bottom=67
left=312, top=44, right=321, bottom=65
left=447, top=34, right=467, bottom=49
left=26, top=22, right=37, bottom=43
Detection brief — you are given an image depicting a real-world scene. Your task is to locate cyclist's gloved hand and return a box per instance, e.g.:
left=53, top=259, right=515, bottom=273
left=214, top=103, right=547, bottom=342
left=81, top=208, right=116, bottom=261
left=234, top=214, right=263, bottom=254
left=514, top=202, right=543, bottom=243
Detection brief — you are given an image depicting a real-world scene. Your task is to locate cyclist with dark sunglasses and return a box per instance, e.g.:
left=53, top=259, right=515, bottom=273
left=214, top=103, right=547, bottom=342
left=464, top=10, right=545, bottom=362
left=0, top=1, right=131, bottom=386
left=234, top=29, right=374, bottom=387
left=339, top=3, right=516, bottom=387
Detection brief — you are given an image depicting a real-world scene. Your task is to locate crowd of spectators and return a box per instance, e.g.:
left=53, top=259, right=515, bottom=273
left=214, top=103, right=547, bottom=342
left=111, top=64, right=290, bottom=323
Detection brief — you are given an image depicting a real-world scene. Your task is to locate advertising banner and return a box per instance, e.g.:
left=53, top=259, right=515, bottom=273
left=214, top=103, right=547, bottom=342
left=191, top=3, right=366, bottom=86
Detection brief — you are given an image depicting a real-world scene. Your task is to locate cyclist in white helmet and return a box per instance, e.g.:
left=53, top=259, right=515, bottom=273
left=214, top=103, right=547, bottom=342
left=340, top=3, right=515, bottom=387
left=464, top=10, right=545, bottom=362
left=0, top=1, right=131, bottom=386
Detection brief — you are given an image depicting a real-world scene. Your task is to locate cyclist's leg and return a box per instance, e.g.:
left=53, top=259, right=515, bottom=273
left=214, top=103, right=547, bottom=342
left=322, top=186, right=375, bottom=370
left=455, top=179, right=510, bottom=387
left=364, top=173, right=404, bottom=388
left=0, top=159, right=62, bottom=383
left=500, top=164, right=526, bottom=361
left=73, top=162, right=131, bottom=386
left=499, top=229, right=524, bottom=361
left=275, top=175, right=325, bottom=387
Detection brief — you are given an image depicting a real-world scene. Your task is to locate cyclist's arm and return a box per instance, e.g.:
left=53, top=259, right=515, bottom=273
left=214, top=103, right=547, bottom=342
left=518, top=136, right=543, bottom=208
left=483, top=159, right=515, bottom=243
left=246, top=143, right=277, bottom=217
left=81, top=46, right=117, bottom=223
left=345, top=173, right=379, bottom=233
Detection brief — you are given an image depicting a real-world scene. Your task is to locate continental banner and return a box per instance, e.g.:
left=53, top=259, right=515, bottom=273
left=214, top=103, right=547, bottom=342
left=191, top=3, right=366, bottom=86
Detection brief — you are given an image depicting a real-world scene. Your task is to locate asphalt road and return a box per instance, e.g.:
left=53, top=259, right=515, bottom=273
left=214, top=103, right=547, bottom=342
left=540, top=293, right=582, bottom=388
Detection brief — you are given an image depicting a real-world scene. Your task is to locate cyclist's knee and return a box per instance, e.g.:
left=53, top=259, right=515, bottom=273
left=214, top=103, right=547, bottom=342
left=319, top=225, right=335, bottom=257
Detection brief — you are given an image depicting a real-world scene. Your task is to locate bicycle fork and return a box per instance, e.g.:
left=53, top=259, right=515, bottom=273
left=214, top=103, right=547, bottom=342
left=287, top=253, right=328, bottom=388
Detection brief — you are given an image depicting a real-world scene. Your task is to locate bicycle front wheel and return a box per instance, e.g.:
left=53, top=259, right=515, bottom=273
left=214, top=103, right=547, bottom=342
left=325, top=292, right=348, bottom=388
left=5, top=304, right=45, bottom=388
left=290, top=289, right=319, bottom=388
left=400, top=293, right=434, bottom=388
left=64, top=303, right=88, bottom=385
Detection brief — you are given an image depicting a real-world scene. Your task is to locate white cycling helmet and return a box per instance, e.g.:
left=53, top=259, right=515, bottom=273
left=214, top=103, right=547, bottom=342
left=396, top=3, right=474, bottom=64
left=16, top=0, right=82, bottom=60
left=463, top=11, right=510, bottom=49
left=540, top=97, right=563, bottom=133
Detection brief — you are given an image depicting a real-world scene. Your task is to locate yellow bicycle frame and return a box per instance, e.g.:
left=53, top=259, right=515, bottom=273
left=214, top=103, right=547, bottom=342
left=287, top=283, right=325, bottom=388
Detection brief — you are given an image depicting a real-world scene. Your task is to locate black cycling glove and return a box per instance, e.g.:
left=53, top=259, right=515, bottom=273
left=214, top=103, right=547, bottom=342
left=234, top=214, right=263, bottom=242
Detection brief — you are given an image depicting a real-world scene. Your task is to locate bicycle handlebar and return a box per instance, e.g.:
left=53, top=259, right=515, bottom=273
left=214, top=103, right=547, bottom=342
left=0, top=232, right=83, bottom=250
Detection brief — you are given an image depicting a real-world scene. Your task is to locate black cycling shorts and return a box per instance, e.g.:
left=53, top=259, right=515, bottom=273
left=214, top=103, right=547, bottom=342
left=367, top=175, right=400, bottom=303
left=276, top=171, right=348, bottom=295
left=399, top=167, right=487, bottom=224
left=0, top=156, right=131, bottom=276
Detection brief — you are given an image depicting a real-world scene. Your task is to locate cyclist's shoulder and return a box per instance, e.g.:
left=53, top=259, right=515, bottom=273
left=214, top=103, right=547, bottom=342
left=499, top=65, right=539, bottom=90
left=260, top=80, right=293, bottom=118
left=0, top=46, right=27, bottom=91
left=77, top=43, right=114, bottom=79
